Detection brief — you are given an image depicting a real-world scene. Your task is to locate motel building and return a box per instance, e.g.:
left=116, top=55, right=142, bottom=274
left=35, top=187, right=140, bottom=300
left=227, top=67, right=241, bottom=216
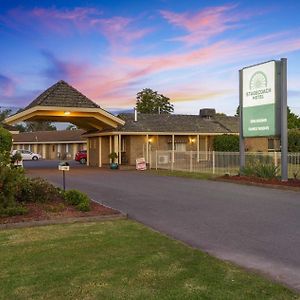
left=4, top=80, right=277, bottom=167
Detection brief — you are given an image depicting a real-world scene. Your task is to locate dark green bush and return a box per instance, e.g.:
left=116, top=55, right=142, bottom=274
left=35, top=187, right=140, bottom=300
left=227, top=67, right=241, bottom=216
left=213, top=135, right=239, bottom=152
left=241, top=160, right=279, bottom=179
left=0, top=205, right=27, bottom=217
left=0, top=127, right=12, bottom=153
left=17, top=177, right=61, bottom=203
left=64, top=190, right=91, bottom=211
left=288, top=129, right=300, bottom=152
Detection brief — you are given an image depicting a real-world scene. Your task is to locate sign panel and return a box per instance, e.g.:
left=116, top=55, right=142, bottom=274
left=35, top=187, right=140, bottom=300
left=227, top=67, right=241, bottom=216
left=136, top=157, right=147, bottom=170
left=58, top=165, right=70, bottom=171
left=242, top=61, right=278, bottom=137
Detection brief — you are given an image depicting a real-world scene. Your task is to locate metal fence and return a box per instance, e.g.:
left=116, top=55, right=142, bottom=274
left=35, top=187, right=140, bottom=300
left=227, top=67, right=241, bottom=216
left=150, top=150, right=300, bottom=178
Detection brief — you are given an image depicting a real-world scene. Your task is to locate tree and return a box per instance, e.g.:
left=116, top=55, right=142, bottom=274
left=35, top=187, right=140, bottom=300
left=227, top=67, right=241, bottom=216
left=136, top=88, right=174, bottom=114
left=0, top=109, right=11, bottom=123
left=287, top=106, right=300, bottom=129
left=288, top=129, right=300, bottom=152
left=0, top=127, right=12, bottom=153
left=66, top=124, right=78, bottom=131
left=25, top=121, right=56, bottom=132
left=213, top=134, right=239, bottom=152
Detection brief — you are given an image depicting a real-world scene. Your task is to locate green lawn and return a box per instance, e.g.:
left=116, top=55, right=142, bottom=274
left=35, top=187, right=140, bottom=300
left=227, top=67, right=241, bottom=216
left=0, top=220, right=298, bottom=300
left=149, top=169, right=216, bottom=180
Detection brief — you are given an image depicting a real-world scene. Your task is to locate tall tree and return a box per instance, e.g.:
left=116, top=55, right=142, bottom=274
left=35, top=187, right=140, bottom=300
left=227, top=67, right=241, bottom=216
left=0, top=109, right=11, bottom=123
left=287, top=106, right=300, bottom=129
left=136, top=88, right=174, bottom=114
left=25, top=121, right=56, bottom=132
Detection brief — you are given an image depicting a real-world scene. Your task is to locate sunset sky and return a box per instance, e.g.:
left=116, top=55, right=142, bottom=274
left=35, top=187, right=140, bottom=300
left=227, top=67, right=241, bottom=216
left=1, top=0, right=300, bottom=116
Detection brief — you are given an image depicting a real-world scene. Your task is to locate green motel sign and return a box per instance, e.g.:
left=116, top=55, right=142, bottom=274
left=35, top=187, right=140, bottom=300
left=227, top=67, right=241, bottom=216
left=242, top=60, right=280, bottom=137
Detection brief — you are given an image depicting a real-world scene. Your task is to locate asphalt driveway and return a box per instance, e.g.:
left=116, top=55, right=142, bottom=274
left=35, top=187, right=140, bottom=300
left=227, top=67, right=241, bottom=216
left=26, top=161, right=300, bottom=291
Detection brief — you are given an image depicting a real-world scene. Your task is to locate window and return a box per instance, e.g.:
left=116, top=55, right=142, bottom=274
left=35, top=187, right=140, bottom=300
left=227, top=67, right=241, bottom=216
left=175, top=143, right=186, bottom=151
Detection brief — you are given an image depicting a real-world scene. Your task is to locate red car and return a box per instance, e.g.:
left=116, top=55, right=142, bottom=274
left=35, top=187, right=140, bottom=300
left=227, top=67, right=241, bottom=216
left=75, top=150, right=87, bottom=164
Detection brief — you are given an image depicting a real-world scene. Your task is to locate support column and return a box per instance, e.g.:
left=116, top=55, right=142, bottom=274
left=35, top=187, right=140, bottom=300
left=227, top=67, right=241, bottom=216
left=118, top=134, right=122, bottom=165
left=113, top=135, right=119, bottom=162
left=172, top=134, right=175, bottom=169
left=98, top=137, right=102, bottom=167
left=86, top=139, right=90, bottom=166
left=205, top=136, right=208, bottom=160
left=146, top=134, right=149, bottom=163
left=197, top=134, right=200, bottom=162
left=109, top=136, right=112, bottom=163
left=42, top=144, right=46, bottom=159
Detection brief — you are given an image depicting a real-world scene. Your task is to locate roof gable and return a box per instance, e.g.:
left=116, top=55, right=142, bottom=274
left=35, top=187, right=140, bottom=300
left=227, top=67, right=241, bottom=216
left=25, top=80, right=100, bottom=109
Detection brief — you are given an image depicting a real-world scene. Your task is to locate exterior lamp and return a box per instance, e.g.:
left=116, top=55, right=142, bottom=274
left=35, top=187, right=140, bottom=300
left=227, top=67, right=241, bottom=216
left=64, top=111, right=71, bottom=115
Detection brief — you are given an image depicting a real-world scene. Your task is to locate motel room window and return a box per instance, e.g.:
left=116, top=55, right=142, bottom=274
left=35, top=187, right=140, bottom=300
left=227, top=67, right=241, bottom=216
left=168, top=142, right=187, bottom=151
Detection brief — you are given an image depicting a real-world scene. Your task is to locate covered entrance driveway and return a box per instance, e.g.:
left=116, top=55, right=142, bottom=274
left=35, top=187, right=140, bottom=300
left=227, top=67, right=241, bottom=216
left=26, top=165, right=300, bottom=291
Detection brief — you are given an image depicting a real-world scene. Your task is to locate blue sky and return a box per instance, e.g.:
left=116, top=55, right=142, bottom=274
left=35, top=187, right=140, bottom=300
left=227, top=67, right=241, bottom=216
left=1, top=0, right=300, bottom=115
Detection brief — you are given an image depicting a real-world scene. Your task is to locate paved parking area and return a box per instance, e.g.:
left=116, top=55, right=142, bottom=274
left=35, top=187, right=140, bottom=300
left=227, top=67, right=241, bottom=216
left=26, top=160, right=300, bottom=291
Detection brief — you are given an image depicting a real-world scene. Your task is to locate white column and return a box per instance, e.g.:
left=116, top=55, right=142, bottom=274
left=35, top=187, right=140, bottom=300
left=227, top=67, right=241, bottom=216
left=118, top=134, right=122, bottom=164
left=86, top=139, right=90, bottom=166
left=205, top=136, right=208, bottom=160
left=197, top=134, right=200, bottom=162
left=99, top=137, right=102, bottom=167
left=146, top=134, right=149, bottom=163
left=109, top=136, right=112, bottom=163
left=172, top=134, right=175, bottom=163
left=42, top=144, right=46, bottom=159
left=114, top=135, right=119, bottom=163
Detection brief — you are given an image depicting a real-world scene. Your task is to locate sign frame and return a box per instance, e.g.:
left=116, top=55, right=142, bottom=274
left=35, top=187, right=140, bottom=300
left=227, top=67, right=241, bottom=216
left=239, top=58, right=288, bottom=181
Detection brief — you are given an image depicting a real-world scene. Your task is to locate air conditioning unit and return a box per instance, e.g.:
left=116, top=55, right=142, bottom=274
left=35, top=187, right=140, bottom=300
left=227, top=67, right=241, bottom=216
left=158, top=155, right=169, bottom=164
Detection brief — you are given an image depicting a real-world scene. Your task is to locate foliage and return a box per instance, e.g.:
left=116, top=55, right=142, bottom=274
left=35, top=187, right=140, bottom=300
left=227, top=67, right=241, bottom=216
left=241, top=158, right=279, bottom=179
left=136, top=88, right=174, bottom=114
left=0, top=126, right=12, bottom=153
left=0, top=109, right=11, bottom=123
left=0, top=205, right=27, bottom=217
left=16, top=177, right=61, bottom=203
left=0, top=165, right=24, bottom=209
left=287, top=106, right=300, bottom=129
left=288, top=129, right=300, bottom=152
left=213, top=134, right=239, bottom=151
left=24, top=121, right=56, bottom=132
left=66, top=124, right=78, bottom=130
left=108, top=151, right=118, bottom=163
left=11, top=151, right=22, bottom=164
left=64, top=189, right=90, bottom=211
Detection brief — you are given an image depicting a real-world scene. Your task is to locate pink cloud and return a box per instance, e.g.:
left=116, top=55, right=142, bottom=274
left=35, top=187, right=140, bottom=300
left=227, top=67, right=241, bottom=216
left=160, top=4, right=242, bottom=45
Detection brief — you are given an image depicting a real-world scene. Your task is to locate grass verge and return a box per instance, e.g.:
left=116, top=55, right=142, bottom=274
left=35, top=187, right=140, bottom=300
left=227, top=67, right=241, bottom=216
left=149, top=169, right=216, bottom=180
left=0, top=220, right=298, bottom=299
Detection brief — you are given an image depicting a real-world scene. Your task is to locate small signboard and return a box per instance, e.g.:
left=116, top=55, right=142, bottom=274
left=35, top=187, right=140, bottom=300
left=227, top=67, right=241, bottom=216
left=58, top=165, right=70, bottom=171
left=136, top=157, right=147, bottom=170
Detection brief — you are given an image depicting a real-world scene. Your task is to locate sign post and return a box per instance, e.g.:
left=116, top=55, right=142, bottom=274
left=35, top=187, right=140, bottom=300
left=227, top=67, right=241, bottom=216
left=58, top=162, right=70, bottom=191
left=239, top=58, right=288, bottom=181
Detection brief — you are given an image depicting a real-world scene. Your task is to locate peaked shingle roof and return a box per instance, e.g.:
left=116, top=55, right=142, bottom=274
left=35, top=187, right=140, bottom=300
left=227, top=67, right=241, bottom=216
left=25, top=80, right=100, bottom=109
left=12, top=129, right=86, bottom=143
left=113, top=113, right=239, bottom=133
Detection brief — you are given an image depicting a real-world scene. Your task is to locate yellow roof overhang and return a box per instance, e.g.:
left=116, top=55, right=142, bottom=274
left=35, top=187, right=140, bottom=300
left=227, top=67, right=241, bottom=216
left=4, top=106, right=125, bottom=131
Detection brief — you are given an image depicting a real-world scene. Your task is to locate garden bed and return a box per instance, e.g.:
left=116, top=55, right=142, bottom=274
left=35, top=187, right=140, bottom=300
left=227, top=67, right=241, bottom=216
left=218, top=175, right=300, bottom=190
left=0, top=198, right=120, bottom=225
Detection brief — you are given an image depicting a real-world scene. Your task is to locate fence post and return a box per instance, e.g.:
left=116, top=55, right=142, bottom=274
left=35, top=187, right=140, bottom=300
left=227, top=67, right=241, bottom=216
left=190, top=151, right=193, bottom=172
left=155, top=150, right=158, bottom=170
left=212, top=151, right=215, bottom=174
left=274, top=151, right=278, bottom=168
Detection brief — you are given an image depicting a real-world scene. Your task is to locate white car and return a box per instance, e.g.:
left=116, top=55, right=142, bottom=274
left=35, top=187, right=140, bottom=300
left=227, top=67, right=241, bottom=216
left=11, top=149, right=42, bottom=161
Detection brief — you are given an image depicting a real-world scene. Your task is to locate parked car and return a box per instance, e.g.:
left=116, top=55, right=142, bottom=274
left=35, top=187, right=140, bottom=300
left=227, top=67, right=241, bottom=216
left=75, top=150, right=87, bottom=164
left=11, top=149, right=42, bottom=161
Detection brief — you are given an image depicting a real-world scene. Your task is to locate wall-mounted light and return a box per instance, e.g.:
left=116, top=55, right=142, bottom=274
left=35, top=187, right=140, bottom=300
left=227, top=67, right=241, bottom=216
left=189, top=137, right=196, bottom=144
left=64, top=111, right=71, bottom=115
left=148, top=138, right=152, bottom=143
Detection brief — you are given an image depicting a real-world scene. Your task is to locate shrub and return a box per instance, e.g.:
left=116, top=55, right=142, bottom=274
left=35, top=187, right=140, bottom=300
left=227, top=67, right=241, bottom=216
left=0, top=165, right=24, bottom=209
left=213, top=135, right=239, bottom=152
left=288, top=129, right=300, bottom=152
left=17, top=177, right=61, bottom=203
left=0, top=205, right=27, bottom=217
left=0, top=127, right=12, bottom=152
left=64, top=190, right=91, bottom=211
left=241, top=160, right=279, bottom=179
